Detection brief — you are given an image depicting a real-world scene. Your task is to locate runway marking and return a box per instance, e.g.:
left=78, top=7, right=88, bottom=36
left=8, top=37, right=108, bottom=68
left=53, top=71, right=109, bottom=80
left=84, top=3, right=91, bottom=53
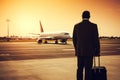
left=62, top=49, right=75, bottom=51
left=101, top=51, right=117, bottom=53
left=0, top=53, right=10, bottom=56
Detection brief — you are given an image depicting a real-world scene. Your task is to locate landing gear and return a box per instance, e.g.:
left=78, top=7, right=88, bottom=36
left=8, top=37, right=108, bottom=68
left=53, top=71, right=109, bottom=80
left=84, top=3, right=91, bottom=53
left=55, top=40, right=58, bottom=44
left=62, top=41, right=67, bottom=44
left=44, top=40, right=48, bottom=44
left=60, top=39, right=67, bottom=44
left=38, top=40, right=42, bottom=44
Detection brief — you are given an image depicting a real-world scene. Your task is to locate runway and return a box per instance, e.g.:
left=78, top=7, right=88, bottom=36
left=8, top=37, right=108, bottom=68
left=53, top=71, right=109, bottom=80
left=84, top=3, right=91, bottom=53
left=0, top=39, right=120, bottom=80
left=0, top=39, right=120, bottom=61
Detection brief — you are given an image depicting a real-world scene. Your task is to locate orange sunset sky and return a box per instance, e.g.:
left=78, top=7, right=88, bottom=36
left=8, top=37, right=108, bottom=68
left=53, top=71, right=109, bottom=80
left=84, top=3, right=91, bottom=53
left=0, top=0, right=120, bottom=37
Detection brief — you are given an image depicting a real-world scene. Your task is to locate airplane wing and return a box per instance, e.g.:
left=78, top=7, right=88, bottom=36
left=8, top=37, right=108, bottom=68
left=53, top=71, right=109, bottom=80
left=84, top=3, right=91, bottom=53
left=29, top=33, right=40, bottom=35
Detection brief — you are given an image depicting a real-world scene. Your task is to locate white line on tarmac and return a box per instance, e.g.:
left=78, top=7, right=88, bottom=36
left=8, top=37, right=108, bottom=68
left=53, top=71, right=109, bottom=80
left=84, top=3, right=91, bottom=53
left=101, top=51, right=117, bottom=53
left=62, top=49, right=75, bottom=51
left=0, top=53, right=10, bottom=56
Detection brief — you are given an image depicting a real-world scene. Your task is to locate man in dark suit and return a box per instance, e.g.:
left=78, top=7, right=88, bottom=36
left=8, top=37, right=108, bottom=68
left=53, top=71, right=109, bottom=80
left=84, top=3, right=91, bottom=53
left=73, top=10, right=100, bottom=80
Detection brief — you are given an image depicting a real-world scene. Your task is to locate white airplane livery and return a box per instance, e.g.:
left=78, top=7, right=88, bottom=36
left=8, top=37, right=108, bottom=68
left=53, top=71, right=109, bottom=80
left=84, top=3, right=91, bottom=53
left=36, top=21, right=71, bottom=44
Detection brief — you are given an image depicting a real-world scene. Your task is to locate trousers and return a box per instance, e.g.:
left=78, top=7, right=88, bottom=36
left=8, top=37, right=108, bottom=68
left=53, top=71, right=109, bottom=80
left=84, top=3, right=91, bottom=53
left=77, top=56, right=93, bottom=80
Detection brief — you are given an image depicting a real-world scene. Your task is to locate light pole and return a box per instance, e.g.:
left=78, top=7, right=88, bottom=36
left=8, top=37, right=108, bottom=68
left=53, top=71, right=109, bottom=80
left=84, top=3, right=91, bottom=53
left=6, top=19, right=10, bottom=41
left=6, top=19, right=10, bottom=38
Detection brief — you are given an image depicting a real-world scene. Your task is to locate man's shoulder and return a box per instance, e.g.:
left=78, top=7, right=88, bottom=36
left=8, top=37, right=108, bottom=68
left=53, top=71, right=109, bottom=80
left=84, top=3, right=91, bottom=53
left=89, top=21, right=97, bottom=26
left=74, top=21, right=97, bottom=27
left=74, top=22, right=82, bottom=27
left=89, top=21, right=97, bottom=25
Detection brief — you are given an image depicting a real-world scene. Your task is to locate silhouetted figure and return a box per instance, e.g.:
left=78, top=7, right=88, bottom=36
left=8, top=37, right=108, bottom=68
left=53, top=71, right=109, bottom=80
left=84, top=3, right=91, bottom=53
left=72, top=10, right=100, bottom=80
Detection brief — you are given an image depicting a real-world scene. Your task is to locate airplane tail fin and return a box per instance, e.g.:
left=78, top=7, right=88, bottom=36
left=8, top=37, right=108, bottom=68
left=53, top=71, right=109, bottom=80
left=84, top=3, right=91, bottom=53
left=39, top=21, right=44, bottom=33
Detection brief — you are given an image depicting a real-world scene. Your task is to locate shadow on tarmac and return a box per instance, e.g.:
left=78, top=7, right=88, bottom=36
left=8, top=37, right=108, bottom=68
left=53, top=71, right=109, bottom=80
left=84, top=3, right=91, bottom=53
left=0, top=53, right=75, bottom=61
left=1, top=53, right=120, bottom=61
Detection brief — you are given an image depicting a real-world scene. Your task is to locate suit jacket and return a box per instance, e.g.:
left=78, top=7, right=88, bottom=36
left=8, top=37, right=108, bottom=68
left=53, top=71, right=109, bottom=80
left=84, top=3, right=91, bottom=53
left=73, top=20, right=100, bottom=56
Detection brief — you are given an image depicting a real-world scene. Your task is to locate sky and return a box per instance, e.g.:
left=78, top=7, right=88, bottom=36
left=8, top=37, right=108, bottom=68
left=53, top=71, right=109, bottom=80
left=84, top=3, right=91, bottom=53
left=0, top=0, right=120, bottom=37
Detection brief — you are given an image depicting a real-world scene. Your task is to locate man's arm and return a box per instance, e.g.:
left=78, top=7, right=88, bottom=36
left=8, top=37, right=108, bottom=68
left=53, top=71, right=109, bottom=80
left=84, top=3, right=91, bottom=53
left=72, top=25, right=77, bottom=56
left=93, top=24, right=100, bottom=56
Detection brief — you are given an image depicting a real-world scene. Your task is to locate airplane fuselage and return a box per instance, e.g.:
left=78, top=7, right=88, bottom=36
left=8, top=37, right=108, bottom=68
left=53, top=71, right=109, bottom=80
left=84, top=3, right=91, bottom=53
left=36, top=21, right=71, bottom=44
left=37, top=32, right=70, bottom=44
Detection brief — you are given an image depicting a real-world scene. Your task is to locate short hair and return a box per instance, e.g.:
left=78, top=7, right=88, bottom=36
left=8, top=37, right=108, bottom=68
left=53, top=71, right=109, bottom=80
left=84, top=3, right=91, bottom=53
left=82, top=10, right=90, bottom=19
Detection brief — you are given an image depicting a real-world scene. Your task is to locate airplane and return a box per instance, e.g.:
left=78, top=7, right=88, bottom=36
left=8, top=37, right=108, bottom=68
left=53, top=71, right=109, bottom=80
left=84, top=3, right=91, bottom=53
left=36, top=21, right=71, bottom=44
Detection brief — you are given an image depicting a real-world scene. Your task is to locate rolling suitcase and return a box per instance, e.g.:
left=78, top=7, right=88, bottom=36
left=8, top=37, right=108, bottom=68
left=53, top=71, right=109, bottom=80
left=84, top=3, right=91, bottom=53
left=91, top=56, right=107, bottom=80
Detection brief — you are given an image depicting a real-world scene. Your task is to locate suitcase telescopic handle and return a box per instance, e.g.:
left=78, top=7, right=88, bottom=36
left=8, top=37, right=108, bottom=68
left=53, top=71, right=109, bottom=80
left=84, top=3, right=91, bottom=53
left=93, top=56, right=100, bottom=67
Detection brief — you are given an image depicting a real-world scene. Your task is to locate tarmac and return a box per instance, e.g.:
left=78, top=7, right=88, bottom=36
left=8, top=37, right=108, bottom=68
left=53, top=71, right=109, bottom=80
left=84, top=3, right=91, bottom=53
left=0, top=40, right=120, bottom=80
left=0, top=56, right=120, bottom=80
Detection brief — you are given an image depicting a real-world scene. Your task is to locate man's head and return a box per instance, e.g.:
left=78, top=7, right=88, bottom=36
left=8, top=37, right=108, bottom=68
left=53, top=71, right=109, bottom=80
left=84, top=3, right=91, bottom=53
left=82, top=10, right=90, bottom=19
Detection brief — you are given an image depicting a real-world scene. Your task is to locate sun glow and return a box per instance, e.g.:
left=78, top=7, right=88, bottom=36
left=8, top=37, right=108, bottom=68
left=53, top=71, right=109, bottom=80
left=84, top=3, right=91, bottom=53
left=0, top=0, right=120, bottom=37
